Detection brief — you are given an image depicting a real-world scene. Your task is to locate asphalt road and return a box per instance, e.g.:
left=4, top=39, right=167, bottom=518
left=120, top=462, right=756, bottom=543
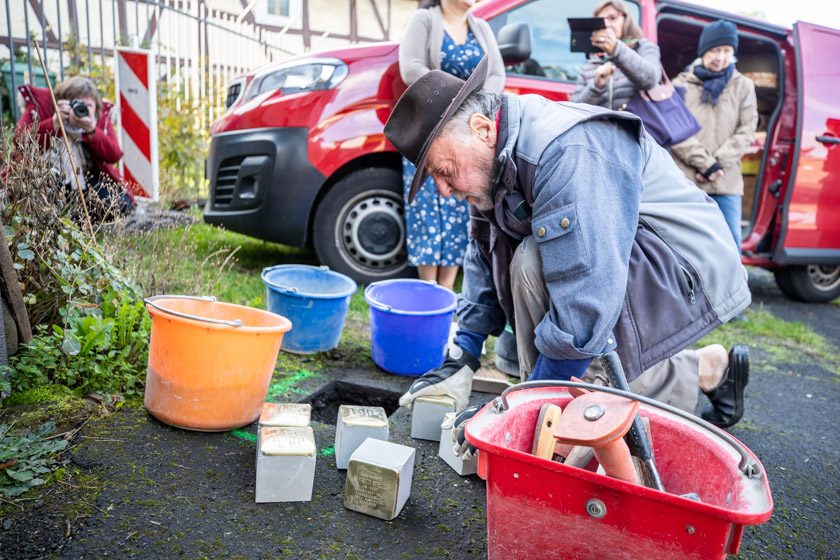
left=0, top=267, right=837, bottom=559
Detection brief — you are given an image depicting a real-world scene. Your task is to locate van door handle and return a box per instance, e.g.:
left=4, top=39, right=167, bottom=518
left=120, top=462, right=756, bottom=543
left=816, top=135, right=840, bottom=145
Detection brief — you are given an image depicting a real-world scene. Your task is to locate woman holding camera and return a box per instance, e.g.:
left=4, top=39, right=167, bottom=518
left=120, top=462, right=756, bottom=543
left=15, top=76, right=135, bottom=216
left=571, top=0, right=660, bottom=110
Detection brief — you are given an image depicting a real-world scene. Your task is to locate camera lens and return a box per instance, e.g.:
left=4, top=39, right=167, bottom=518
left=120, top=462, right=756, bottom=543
left=71, top=99, right=89, bottom=118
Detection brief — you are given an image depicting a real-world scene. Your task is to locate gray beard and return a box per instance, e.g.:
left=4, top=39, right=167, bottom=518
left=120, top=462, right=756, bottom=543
left=469, top=150, right=496, bottom=211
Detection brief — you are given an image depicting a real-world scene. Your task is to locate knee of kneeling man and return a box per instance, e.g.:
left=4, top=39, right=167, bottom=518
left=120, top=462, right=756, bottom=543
left=511, top=236, right=544, bottom=288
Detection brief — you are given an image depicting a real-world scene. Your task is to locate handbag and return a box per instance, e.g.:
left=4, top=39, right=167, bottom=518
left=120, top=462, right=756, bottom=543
left=625, top=66, right=701, bottom=147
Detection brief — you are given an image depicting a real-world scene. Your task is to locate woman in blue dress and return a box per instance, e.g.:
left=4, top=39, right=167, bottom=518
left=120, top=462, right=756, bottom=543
left=398, top=0, right=505, bottom=290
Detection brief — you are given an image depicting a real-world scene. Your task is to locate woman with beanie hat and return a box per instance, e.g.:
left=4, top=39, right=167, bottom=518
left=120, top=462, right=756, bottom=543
left=671, top=20, right=758, bottom=248
left=571, top=0, right=661, bottom=110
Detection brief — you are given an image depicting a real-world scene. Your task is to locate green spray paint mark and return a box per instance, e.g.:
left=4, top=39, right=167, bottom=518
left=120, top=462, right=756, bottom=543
left=227, top=370, right=316, bottom=444
left=266, top=369, right=316, bottom=399
left=230, top=429, right=257, bottom=443
left=320, top=446, right=335, bottom=457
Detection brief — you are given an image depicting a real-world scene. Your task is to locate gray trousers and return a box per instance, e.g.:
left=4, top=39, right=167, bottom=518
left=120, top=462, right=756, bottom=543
left=510, top=236, right=700, bottom=413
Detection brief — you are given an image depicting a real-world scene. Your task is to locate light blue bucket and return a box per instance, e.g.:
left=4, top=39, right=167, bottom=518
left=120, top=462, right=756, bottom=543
left=262, top=265, right=357, bottom=354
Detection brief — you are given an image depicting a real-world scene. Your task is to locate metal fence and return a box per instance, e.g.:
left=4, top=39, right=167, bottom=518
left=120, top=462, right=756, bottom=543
left=2, top=0, right=303, bottom=123
left=1, top=0, right=307, bottom=197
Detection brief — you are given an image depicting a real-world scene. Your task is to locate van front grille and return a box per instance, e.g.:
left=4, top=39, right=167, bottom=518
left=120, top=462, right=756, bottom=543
left=213, top=156, right=245, bottom=207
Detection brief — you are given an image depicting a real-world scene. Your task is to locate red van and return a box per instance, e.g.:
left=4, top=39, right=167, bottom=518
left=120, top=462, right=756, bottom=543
left=204, top=0, right=840, bottom=302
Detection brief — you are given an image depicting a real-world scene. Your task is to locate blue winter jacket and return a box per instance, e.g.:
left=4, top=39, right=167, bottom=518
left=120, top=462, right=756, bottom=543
left=457, top=94, right=750, bottom=381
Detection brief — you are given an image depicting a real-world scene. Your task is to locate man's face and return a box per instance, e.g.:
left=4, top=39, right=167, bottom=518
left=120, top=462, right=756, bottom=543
left=425, top=114, right=497, bottom=211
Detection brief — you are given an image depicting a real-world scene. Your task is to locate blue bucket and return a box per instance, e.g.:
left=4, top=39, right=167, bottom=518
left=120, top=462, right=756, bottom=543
left=262, top=265, right=357, bottom=354
left=364, top=279, right=457, bottom=376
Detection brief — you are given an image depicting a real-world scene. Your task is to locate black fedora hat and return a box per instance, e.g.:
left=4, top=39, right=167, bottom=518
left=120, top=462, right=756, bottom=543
left=384, top=55, right=489, bottom=204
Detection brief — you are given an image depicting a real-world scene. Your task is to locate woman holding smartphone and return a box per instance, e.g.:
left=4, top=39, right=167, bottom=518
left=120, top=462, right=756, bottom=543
left=571, top=0, right=661, bottom=110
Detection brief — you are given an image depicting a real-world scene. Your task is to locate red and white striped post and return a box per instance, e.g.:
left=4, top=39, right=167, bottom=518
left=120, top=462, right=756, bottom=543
left=115, top=48, right=159, bottom=201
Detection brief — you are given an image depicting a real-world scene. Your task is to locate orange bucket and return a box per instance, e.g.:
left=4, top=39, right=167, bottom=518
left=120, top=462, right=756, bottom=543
left=144, top=296, right=292, bottom=431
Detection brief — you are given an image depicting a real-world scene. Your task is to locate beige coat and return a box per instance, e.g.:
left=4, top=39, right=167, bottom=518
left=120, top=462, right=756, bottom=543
left=671, top=67, right=758, bottom=196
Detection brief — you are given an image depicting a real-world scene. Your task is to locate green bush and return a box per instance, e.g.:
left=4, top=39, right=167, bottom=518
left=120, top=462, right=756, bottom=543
left=7, top=288, right=150, bottom=397
left=0, top=421, right=69, bottom=498
left=157, top=80, right=209, bottom=203
left=1, top=128, right=140, bottom=325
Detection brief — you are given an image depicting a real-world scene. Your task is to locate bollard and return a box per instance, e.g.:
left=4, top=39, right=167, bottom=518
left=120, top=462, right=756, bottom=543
left=344, top=438, right=415, bottom=520
left=438, top=412, right=477, bottom=476
left=255, top=426, right=316, bottom=502
left=334, top=405, right=389, bottom=469
left=411, top=394, right=456, bottom=441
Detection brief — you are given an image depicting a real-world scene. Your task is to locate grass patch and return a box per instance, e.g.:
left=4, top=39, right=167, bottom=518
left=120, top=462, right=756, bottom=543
left=697, top=306, right=840, bottom=374
left=105, top=221, right=316, bottom=306
left=0, top=391, right=100, bottom=432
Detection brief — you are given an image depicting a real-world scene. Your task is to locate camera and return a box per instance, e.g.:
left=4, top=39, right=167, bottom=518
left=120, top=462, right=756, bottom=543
left=69, top=98, right=89, bottom=118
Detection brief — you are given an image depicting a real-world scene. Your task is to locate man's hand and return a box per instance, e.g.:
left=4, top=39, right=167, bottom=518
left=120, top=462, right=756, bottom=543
left=446, top=405, right=482, bottom=461
left=398, top=345, right=481, bottom=412
left=593, top=62, right=615, bottom=89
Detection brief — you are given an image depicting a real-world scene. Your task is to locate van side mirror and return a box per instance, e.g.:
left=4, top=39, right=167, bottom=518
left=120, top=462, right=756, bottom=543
left=496, top=22, right=532, bottom=66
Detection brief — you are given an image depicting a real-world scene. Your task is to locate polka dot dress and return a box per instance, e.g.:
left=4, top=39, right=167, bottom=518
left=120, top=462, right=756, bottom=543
left=402, top=30, right=485, bottom=267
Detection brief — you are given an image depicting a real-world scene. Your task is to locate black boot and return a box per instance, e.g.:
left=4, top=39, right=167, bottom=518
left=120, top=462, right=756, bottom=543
left=701, top=345, right=750, bottom=428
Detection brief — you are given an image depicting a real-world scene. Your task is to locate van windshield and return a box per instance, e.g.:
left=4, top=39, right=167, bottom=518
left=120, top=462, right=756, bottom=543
left=487, top=0, right=642, bottom=83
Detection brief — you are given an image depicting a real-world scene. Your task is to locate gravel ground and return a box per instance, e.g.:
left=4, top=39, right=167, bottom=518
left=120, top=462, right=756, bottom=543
left=1, top=268, right=837, bottom=559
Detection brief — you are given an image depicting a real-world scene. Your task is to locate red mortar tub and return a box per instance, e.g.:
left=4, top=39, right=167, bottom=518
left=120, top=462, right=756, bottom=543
left=465, top=382, right=773, bottom=560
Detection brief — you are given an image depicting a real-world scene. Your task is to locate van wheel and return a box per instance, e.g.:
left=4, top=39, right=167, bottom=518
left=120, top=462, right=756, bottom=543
left=773, top=265, right=840, bottom=303
left=313, top=167, right=409, bottom=285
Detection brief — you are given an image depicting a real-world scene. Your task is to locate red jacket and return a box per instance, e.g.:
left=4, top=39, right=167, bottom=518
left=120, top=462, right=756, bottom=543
left=15, top=85, right=126, bottom=188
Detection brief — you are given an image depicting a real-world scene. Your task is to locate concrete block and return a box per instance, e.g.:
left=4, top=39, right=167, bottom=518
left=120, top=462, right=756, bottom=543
left=257, top=402, right=312, bottom=460
left=334, top=405, right=389, bottom=470
left=411, top=395, right=455, bottom=441
left=255, top=426, right=316, bottom=503
left=438, top=412, right=477, bottom=476
left=344, top=438, right=415, bottom=520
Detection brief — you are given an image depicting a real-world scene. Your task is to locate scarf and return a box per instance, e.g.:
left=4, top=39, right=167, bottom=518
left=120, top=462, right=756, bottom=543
left=693, top=64, right=734, bottom=106
left=590, top=38, right=640, bottom=63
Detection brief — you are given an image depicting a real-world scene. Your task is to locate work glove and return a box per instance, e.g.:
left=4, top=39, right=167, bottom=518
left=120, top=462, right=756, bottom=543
left=398, top=345, right=481, bottom=412
left=445, top=404, right=483, bottom=461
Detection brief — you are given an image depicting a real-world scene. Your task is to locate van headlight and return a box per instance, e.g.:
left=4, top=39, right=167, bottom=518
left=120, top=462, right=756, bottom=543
left=249, top=58, right=349, bottom=98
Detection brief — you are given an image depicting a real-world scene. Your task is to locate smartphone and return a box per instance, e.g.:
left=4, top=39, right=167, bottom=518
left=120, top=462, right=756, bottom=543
left=567, top=17, right=608, bottom=54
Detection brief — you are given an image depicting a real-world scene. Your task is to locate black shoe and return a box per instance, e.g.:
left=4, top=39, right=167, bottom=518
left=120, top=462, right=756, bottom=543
left=701, top=345, right=749, bottom=428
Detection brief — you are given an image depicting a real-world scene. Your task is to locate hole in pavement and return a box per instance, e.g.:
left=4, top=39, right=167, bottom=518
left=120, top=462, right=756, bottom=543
left=300, top=381, right=401, bottom=425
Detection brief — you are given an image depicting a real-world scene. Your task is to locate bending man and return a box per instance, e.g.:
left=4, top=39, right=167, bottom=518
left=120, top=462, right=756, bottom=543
left=384, top=56, right=750, bottom=429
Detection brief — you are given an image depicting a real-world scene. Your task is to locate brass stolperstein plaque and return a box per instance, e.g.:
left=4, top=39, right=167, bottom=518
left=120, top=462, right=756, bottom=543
left=415, top=394, right=456, bottom=406
left=259, top=403, right=312, bottom=427
left=345, top=461, right=400, bottom=520
left=260, top=427, right=316, bottom=457
left=340, top=405, right=389, bottom=428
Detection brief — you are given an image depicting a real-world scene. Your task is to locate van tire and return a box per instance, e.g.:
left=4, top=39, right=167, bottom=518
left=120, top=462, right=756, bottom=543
left=313, top=167, right=410, bottom=285
left=773, top=265, right=840, bottom=303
